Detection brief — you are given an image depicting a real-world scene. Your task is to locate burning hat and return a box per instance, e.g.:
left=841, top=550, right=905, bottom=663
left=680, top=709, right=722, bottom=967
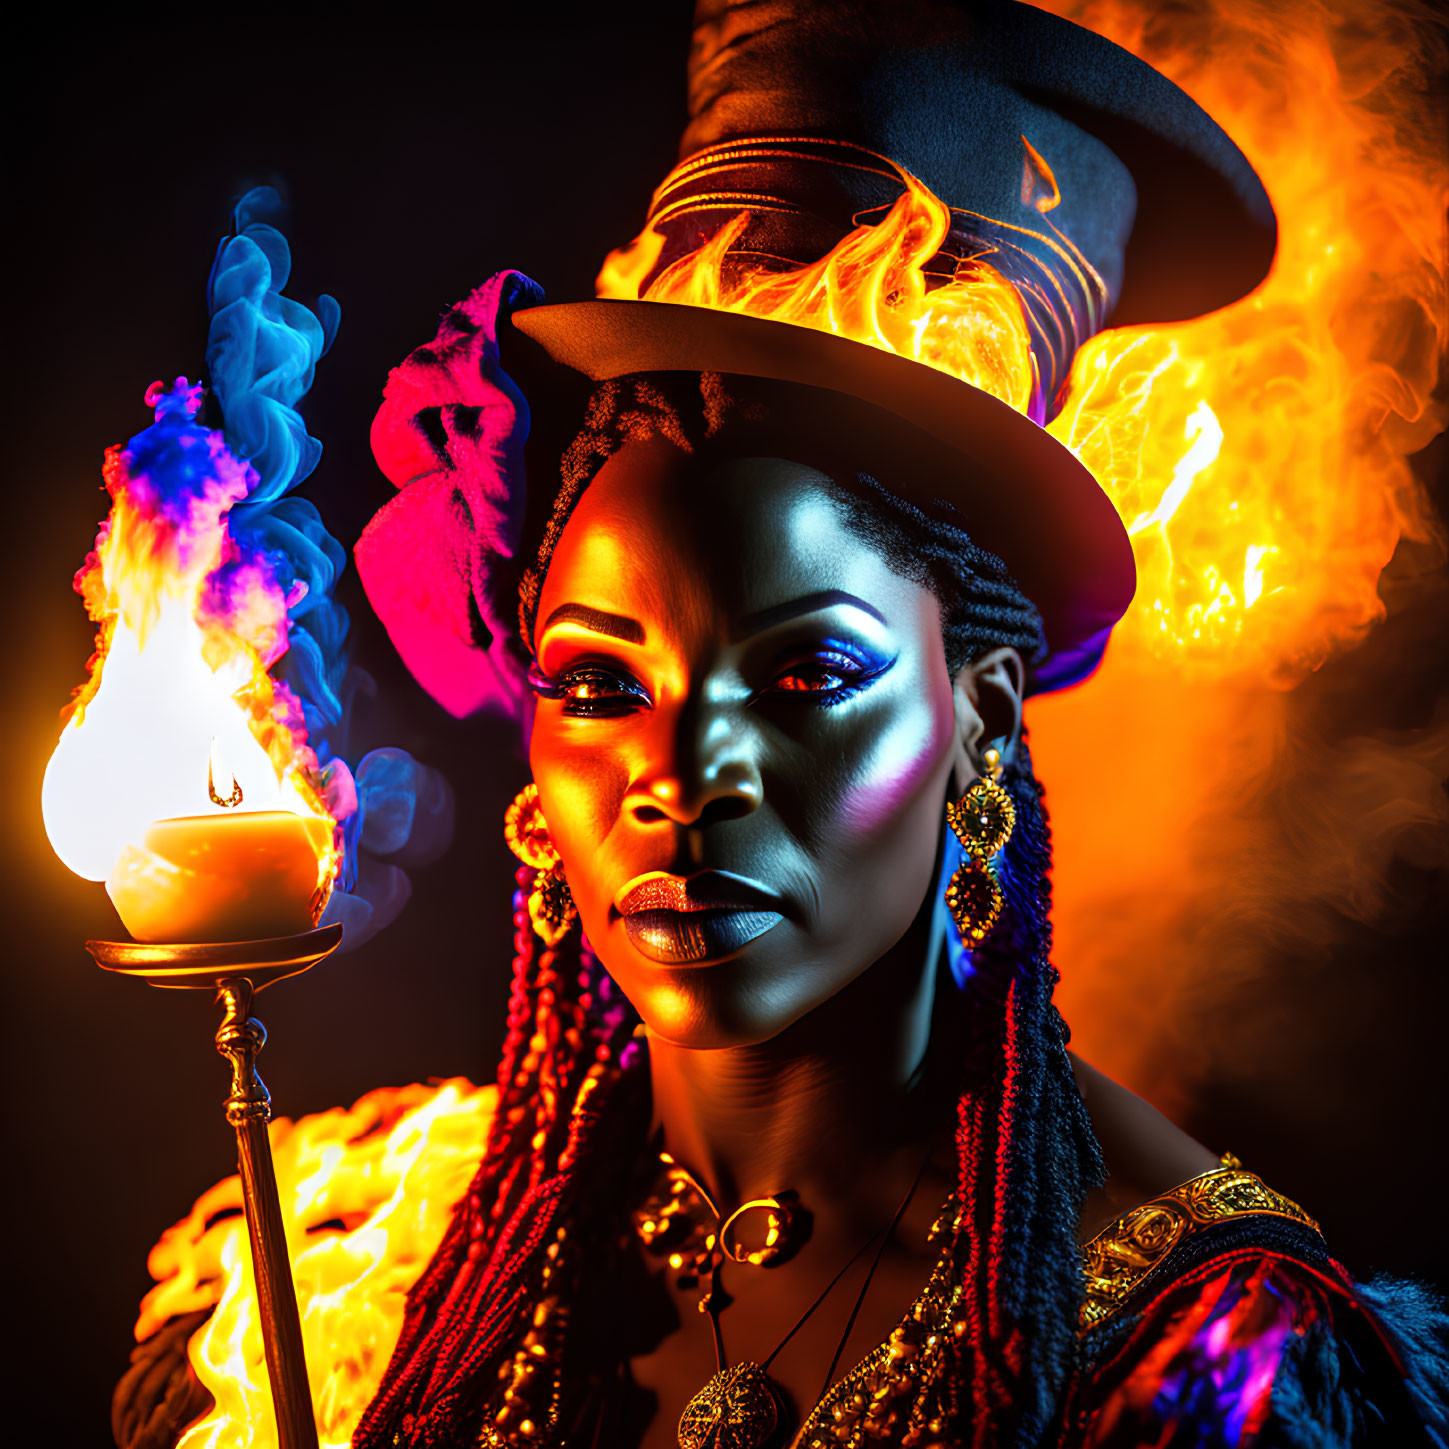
left=510, top=0, right=1276, bottom=688
left=359, top=1, right=1276, bottom=712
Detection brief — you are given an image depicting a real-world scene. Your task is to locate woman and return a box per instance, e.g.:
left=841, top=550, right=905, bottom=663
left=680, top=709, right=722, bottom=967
left=117, top=3, right=1449, bottom=1445
left=346, top=341, right=1444, bottom=1447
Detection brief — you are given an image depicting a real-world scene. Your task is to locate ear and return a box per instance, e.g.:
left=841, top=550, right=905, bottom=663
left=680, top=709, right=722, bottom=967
left=948, top=646, right=1026, bottom=796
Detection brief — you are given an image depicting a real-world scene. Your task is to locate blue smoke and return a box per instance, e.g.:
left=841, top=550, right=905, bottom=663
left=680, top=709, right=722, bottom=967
left=206, top=186, right=453, bottom=947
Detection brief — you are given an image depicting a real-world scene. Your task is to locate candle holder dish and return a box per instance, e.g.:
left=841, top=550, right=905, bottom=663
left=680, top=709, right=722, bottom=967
left=87, top=923, right=343, bottom=1449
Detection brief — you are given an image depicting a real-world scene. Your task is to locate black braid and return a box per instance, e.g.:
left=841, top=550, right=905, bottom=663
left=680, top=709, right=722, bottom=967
left=824, top=470, right=1046, bottom=677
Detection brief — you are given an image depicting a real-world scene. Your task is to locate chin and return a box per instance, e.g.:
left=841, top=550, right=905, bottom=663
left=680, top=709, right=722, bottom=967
left=637, top=974, right=807, bottom=1050
left=601, top=932, right=839, bottom=1050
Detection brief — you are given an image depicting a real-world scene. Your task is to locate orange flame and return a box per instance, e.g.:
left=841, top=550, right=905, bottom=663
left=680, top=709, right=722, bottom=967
left=1043, top=0, right=1447, bottom=678
left=137, top=1080, right=494, bottom=1448
left=599, top=169, right=1039, bottom=414
left=1039, top=0, right=1445, bottom=681
left=1026, top=0, right=1448, bottom=1099
left=599, top=4, right=1446, bottom=683
left=41, top=386, right=338, bottom=938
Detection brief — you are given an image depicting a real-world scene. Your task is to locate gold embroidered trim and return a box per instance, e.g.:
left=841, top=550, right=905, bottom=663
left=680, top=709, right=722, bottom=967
left=791, top=1157, right=1319, bottom=1445
left=1077, top=1153, right=1322, bottom=1331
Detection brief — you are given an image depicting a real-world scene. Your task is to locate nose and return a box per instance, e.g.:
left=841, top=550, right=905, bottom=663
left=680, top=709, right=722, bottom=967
left=626, top=703, right=762, bottom=828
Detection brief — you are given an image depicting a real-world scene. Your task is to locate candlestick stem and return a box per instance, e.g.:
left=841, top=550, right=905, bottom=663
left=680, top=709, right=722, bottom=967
left=88, top=924, right=341, bottom=1445
left=215, top=978, right=319, bottom=1449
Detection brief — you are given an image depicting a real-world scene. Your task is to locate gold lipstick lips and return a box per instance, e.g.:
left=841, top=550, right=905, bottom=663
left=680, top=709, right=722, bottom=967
left=615, top=872, right=782, bottom=916
left=615, top=873, right=785, bottom=964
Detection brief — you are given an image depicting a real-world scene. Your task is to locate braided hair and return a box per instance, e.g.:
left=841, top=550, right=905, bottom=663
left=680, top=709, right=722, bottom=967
left=357, top=374, right=1103, bottom=1449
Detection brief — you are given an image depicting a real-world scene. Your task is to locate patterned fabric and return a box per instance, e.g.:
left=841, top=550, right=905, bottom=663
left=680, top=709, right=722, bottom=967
left=1079, top=1158, right=1322, bottom=1333
left=569, top=1166, right=1448, bottom=1447
left=1062, top=1251, right=1442, bottom=1448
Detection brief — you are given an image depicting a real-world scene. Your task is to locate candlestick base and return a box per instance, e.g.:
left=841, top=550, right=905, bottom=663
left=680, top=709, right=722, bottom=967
left=87, top=923, right=341, bottom=1449
left=85, top=922, right=343, bottom=990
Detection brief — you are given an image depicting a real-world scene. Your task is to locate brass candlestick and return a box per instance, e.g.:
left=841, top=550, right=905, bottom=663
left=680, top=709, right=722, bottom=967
left=88, top=923, right=343, bottom=1449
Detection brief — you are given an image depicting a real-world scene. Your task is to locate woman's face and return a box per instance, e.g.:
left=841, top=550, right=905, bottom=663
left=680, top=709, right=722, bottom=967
left=529, top=437, right=980, bottom=1050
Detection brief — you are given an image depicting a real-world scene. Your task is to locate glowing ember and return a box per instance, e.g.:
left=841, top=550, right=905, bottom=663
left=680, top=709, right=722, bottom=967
left=598, top=168, right=1039, bottom=416
left=136, top=1080, right=494, bottom=1447
left=40, top=380, right=338, bottom=936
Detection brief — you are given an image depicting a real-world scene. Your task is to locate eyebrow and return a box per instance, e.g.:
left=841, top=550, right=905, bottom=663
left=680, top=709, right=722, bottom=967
left=737, top=589, right=888, bottom=637
left=539, top=603, right=646, bottom=644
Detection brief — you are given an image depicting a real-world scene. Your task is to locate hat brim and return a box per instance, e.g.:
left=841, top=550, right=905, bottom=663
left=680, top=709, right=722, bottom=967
left=511, top=299, right=1135, bottom=689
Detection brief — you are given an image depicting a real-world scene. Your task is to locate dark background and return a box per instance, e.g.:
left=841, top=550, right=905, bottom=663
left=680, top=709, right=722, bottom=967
left=4, top=7, right=1445, bottom=1443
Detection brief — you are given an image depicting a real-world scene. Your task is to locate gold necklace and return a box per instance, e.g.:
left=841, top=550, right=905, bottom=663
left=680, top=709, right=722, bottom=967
left=676, top=1155, right=929, bottom=1449
left=635, top=1149, right=807, bottom=1290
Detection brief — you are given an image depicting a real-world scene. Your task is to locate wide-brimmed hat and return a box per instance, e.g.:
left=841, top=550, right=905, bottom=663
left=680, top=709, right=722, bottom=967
left=511, top=303, right=1133, bottom=691
left=510, top=0, right=1276, bottom=690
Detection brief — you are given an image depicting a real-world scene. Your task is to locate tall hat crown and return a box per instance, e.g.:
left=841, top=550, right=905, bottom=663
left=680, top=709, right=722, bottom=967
left=626, top=0, right=1276, bottom=414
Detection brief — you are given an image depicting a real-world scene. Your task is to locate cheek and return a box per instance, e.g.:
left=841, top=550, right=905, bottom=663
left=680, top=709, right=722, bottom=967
left=833, top=671, right=956, bottom=841
left=528, top=732, right=630, bottom=901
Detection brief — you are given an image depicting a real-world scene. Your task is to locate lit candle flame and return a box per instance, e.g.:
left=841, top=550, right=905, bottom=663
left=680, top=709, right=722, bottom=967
left=42, top=380, right=337, bottom=923
left=208, top=738, right=244, bottom=810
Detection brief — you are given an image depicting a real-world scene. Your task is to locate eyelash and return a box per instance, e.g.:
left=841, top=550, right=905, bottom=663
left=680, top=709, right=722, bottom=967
left=767, top=646, right=891, bottom=707
left=527, top=645, right=893, bottom=716
left=528, top=662, right=651, bottom=718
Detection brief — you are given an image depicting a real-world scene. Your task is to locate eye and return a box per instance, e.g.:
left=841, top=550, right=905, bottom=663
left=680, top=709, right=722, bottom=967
left=766, top=645, right=893, bottom=706
left=774, top=657, right=857, bottom=693
left=529, top=661, right=651, bottom=717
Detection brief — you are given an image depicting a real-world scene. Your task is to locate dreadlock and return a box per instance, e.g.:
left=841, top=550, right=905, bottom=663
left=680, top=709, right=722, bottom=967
left=358, top=373, right=1104, bottom=1449
left=353, top=880, right=649, bottom=1448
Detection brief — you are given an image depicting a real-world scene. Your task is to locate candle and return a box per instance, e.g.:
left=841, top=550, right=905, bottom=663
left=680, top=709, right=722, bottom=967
left=42, top=376, right=341, bottom=946
left=107, top=812, right=334, bottom=944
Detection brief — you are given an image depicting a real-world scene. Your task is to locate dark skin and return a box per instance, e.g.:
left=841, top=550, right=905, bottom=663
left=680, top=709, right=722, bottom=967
left=529, top=438, right=1217, bottom=1447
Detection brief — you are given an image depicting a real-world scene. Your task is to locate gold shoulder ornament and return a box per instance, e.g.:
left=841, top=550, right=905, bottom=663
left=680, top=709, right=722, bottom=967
left=1078, top=1154, right=1322, bottom=1331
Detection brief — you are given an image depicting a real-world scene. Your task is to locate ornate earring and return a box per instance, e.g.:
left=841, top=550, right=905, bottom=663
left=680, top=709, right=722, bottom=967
left=504, top=782, right=578, bottom=946
left=944, top=745, right=1015, bottom=945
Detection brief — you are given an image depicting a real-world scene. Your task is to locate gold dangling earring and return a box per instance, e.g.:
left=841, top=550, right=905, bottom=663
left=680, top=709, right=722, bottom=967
left=504, top=782, right=578, bottom=946
left=944, top=745, right=1015, bottom=944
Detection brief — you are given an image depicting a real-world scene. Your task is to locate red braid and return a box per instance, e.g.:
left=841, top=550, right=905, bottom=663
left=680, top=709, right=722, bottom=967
left=989, top=982, right=1024, bottom=1355
left=939, top=747, right=1102, bottom=1448
left=353, top=868, right=644, bottom=1448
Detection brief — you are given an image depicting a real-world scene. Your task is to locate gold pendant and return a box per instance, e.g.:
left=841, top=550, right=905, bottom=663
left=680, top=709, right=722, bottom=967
left=677, top=1362, right=780, bottom=1449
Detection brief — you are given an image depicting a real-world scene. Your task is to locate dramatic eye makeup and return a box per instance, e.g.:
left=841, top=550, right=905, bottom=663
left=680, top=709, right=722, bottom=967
left=528, top=660, right=651, bottom=717
left=745, top=592, right=899, bottom=710
left=761, top=637, right=896, bottom=707
left=532, top=601, right=652, bottom=717
left=530, top=593, right=897, bottom=718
